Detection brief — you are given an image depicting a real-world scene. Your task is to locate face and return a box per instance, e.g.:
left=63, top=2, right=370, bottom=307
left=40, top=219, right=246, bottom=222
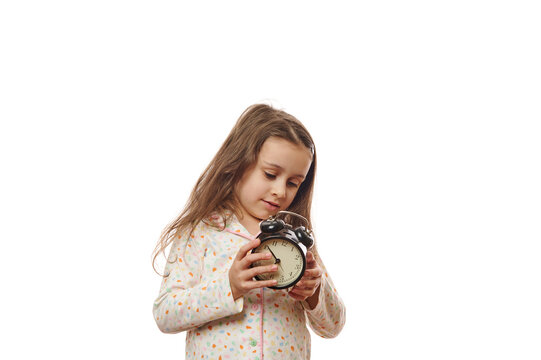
left=235, top=137, right=313, bottom=235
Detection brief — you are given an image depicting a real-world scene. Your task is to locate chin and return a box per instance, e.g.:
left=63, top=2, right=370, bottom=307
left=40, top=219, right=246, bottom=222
left=257, top=211, right=275, bottom=221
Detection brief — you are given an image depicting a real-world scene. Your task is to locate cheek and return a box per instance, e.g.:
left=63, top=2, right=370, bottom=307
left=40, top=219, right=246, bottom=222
left=241, top=177, right=266, bottom=200
left=285, top=188, right=299, bottom=206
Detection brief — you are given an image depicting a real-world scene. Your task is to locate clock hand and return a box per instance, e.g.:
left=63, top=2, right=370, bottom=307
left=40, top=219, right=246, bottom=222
left=266, top=247, right=282, bottom=269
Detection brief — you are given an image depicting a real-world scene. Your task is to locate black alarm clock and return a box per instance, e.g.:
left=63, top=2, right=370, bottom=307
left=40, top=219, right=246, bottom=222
left=251, top=211, right=314, bottom=289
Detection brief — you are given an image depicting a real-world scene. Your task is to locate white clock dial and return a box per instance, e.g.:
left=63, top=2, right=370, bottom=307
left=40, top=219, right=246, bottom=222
left=252, top=238, right=305, bottom=288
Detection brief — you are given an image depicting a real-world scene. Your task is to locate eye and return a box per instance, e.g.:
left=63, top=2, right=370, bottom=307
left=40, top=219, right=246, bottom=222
left=287, top=181, right=300, bottom=188
left=264, top=172, right=276, bottom=179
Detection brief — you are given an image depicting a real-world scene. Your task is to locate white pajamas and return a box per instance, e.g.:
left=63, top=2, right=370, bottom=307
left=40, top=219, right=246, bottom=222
left=153, top=214, right=345, bottom=359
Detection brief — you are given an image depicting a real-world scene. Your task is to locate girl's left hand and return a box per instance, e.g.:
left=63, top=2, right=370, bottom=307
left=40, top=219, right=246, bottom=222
left=288, top=251, right=322, bottom=302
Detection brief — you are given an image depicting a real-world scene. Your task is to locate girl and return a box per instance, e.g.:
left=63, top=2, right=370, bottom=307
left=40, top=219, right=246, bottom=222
left=152, top=104, right=345, bottom=359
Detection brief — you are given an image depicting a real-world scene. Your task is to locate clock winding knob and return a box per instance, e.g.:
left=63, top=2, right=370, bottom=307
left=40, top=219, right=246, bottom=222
left=260, top=219, right=285, bottom=233
left=295, top=226, right=314, bottom=249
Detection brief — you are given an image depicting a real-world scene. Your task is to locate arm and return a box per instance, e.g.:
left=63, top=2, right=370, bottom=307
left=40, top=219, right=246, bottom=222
left=152, top=228, right=244, bottom=334
left=288, top=250, right=346, bottom=338
left=302, top=268, right=346, bottom=338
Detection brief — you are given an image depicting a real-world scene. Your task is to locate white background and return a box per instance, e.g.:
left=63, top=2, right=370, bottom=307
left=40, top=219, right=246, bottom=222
left=1, top=1, right=540, bottom=359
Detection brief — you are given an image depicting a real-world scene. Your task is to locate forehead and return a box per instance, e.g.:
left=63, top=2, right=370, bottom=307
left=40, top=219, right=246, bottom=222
left=258, top=137, right=312, bottom=176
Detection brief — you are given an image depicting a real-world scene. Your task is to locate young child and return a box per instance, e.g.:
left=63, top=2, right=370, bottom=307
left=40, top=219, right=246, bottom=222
left=152, top=104, right=345, bottom=359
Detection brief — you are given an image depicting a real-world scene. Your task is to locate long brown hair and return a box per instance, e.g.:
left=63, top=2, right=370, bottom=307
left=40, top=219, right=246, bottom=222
left=152, top=104, right=317, bottom=275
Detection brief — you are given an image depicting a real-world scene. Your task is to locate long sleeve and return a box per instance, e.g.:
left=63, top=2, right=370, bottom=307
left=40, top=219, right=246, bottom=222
left=302, top=258, right=346, bottom=338
left=153, top=227, right=244, bottom=334
left=153, top=215, right=344, bottom=359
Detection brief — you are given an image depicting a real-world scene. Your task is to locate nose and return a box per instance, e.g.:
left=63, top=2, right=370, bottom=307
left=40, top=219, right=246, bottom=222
left=271, top=181, right=286, bottom=199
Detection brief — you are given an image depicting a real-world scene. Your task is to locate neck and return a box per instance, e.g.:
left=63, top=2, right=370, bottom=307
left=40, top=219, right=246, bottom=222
left=237, top=213, right=261, bottom=236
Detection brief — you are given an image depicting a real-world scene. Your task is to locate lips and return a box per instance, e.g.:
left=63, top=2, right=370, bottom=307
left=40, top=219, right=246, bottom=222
left=262, top=200, right=280, bottom=210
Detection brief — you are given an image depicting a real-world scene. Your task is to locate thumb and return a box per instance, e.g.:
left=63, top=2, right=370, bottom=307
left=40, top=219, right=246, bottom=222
left=236, top=238, right=260, bottom=261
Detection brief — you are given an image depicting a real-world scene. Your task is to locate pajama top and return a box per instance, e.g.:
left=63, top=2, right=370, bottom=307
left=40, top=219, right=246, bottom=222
left=153, top=213, right=346, bottom=359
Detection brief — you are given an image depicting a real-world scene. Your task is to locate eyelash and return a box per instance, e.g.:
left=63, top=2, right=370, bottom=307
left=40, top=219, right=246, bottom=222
left=264, top=172, right=299, bottom=188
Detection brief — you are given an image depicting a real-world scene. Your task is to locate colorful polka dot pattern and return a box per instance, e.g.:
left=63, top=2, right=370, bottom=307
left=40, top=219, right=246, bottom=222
left=153, top=215, right=345, bottom=359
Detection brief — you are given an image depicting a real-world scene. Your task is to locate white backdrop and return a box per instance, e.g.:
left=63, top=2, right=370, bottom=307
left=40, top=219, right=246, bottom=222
left=1, top=1, right=540, bottom=359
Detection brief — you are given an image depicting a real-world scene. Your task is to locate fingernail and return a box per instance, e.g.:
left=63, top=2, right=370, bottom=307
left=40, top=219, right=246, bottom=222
left=272, top=265, right=278, bottom=271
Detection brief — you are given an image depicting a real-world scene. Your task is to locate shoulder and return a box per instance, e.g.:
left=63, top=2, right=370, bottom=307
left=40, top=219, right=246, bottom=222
left=201, top=210, right=240, bottom=232
left=190, top=213, right=234, bottom=241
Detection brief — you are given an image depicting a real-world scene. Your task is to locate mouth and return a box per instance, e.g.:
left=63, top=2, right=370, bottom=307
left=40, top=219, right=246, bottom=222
left=262, top=200, right=280, bottom=210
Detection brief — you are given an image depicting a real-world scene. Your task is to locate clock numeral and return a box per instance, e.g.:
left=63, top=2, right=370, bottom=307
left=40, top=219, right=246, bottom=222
left=272, top=241, right=278, bottom=247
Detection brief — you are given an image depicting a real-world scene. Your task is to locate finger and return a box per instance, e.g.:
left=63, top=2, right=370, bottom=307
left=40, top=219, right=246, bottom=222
left=247, top=279, right=278, bottom=290
left=242, top=251, right=273, bottom=268
left=295, top=279, right=319, bottom=290
left=290, top=286, right=311, bottom=296
left=306, top=251, right=318, bottom=265
left=235, top=239, right=261, bottom=261
left=288, top=288, right=308, bottom=301
left=305, top=252, right=318, bottom=268
left=298, top=270, right=321, bottom=281
left=294, top=280, right=308, bottom=289
left=303, top=268, right=323, bottom=278
left=246, top=264, right=278, bottom=279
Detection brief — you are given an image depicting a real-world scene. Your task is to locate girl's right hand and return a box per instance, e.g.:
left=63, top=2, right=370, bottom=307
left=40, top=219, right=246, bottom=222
left=229, top=239, right=278, bottom=300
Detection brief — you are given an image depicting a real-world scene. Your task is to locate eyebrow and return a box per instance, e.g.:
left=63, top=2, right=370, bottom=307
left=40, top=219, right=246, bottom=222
left=263, top=161, right=306, bottom=179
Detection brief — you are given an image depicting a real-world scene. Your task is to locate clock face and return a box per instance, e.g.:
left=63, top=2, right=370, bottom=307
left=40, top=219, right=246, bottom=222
left=252, top=237, right=306, bottom=289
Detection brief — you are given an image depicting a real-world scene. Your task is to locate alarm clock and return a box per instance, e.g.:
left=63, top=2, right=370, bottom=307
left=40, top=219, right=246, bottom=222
left=251, top=211, right=314, bottom=289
